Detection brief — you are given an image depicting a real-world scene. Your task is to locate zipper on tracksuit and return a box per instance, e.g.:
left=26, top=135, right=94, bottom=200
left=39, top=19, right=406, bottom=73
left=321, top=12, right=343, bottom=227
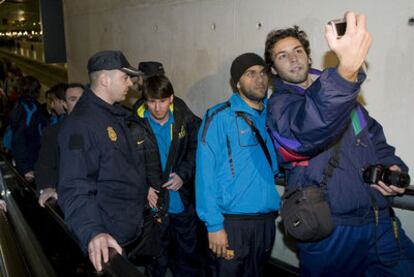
left=226, top=135, right=235, bottom=177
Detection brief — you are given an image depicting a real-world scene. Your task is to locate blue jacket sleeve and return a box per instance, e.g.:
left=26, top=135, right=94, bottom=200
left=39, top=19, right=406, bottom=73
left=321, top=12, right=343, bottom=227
left=366, top=109, right=408, bottom=173
left=268, top=68, right=366, bottom=156
left=195, top=114, right=224, bottom=232
left=57, top=120, right=107, bottom=252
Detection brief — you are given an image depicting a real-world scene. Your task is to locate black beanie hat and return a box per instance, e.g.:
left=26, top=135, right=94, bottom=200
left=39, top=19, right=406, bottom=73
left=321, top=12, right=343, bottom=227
left=230, top=53, right=266, bottom=86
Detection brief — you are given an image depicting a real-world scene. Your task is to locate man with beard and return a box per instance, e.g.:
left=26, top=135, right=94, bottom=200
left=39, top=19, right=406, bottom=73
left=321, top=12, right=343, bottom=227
left=265, top=12, right=414, bottom=275
left=196, top=53, right=280, bottom=276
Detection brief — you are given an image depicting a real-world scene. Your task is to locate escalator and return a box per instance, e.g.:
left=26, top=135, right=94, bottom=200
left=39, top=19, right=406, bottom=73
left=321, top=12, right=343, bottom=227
left=0, top=156, right=143, bottom=277
left=2, top=152, right=413, bottom=276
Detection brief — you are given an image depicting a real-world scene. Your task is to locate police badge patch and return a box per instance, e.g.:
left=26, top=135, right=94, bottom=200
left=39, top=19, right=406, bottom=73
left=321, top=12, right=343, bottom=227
left=107, top=126, right=117, bottom=142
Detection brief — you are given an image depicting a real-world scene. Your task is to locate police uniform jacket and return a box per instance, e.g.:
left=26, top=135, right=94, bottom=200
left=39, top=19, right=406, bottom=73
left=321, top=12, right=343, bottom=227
left=58, top=89, right=147, bottom=252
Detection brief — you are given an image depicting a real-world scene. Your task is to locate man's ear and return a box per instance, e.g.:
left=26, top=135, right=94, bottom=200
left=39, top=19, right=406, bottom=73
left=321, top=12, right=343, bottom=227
left=62, top=101, right=68, bottom=112
left=271, top=67, right=278, bottom=75
left=236, top=82, right=241, bottom=89
left=100, top=73, right=110, bottom=87
left=170, top=94, right=174, bottom=103
left=308, top=57, right=312, bottom=66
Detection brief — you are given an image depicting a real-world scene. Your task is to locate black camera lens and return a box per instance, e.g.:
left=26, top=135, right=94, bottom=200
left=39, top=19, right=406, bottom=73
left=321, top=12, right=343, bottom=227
left=363, top=165, right=411, bottom=188
left=382, top=169, right=410, bottom=188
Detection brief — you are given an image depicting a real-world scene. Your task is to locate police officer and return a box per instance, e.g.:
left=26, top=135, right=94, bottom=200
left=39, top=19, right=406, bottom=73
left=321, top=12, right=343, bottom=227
left=58, top=51, right=147, bottom=272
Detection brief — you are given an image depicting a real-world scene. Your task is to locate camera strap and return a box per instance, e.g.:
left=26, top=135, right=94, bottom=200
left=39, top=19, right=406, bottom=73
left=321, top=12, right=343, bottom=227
left=367, top=189, right=402, bottom=267
left=236, top=112, right=272, bottom=168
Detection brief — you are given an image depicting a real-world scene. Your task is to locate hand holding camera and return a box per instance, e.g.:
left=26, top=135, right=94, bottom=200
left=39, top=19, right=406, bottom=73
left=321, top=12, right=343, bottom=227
left=325, top=11, right=372, bottom=82
left=364, top=164, right=410, bottom=196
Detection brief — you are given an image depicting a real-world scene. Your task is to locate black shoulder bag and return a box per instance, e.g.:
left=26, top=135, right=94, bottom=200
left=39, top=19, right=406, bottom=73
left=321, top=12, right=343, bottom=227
left=279, top=139, right=342, bottom=242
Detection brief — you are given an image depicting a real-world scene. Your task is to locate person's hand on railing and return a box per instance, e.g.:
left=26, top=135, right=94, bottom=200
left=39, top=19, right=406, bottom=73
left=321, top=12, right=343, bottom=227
left=38, top=188, right=58, bottom=208
left=0, top=199, right=6, bottom=212
left=88, top=233, right=122, bottom=272
left=24, top=171, right=35, bottom=183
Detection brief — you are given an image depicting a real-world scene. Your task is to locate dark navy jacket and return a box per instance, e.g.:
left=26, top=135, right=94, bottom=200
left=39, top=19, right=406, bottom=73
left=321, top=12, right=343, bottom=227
left=58, top=89, right=147, bottom=252
left=267, top=68, right=407, bottom=225
left=10, top=96, right=47, bottom=174
left=35, top=121, right=62, bottom=191
left=127, top=97, right=201, bottom=211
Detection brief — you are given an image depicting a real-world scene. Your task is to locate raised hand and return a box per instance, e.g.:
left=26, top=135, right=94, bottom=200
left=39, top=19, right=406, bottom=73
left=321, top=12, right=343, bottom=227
left=325, top=12, right=372, bottom=82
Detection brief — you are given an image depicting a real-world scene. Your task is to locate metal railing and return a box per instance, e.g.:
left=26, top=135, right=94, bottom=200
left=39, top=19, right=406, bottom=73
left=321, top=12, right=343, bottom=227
left=0, top=160, right=58, bottom=277
left=0, top=156, right=144, bottom=277
left=0, top=210, right=31, bottom=277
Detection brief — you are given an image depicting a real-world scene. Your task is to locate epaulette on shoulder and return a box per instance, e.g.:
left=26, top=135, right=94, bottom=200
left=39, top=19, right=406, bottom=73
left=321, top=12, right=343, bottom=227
left=201, top=101, right=230, bottom=143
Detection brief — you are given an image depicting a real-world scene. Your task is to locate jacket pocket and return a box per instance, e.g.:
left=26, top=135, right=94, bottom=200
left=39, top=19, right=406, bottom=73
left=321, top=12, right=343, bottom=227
left=236, top=117, right=258, bottom=147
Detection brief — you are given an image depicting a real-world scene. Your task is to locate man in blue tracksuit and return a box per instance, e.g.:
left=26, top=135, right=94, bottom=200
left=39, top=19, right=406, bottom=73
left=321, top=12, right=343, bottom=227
left=264, top=12, right=414, bottom=276
left=9, top=75, right=48, bottom=181
left=58, top=51, right=147, bottom=272
left=196, top=53, right=280, bottom=276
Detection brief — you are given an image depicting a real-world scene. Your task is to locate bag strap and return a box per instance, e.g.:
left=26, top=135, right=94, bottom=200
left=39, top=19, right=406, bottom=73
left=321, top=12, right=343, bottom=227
left=236, top=112, right=272, bottom=168
left=319, top=137, right=343, bottom=190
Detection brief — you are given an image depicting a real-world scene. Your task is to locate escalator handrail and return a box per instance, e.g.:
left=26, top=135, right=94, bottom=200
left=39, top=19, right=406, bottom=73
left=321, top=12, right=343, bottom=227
left=0, top=163, right=58, bottom=277
left=102, top=249, right=145, bottom=277
left=0, top=210, right=31, bottom=277
left=0, top=155, right=145, bottom=277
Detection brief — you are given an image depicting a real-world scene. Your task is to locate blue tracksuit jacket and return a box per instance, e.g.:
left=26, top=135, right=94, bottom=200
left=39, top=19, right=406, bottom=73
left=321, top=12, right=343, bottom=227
left=196, top=93, right=281, bottom=232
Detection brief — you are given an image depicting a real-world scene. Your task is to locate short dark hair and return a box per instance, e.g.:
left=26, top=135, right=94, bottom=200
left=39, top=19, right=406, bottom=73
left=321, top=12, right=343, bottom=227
left=20, top=76, right=41, bottom=98
left=65, top=83, right=85, bottom=100
left=143, top=75, right=174, bottom=100
left=67, top=83, right=85, bottom=90
left=264, top=25, right=311, bottom=69
left=49, top=83, right=67, bottom=101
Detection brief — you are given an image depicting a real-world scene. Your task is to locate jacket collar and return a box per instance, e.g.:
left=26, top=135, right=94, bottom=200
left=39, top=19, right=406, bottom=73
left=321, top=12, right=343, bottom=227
left=84, top=88, right=127, bottom=117
left=229, top=93, right=268, bottom=117
left=273, top=68, right=322, bottom=95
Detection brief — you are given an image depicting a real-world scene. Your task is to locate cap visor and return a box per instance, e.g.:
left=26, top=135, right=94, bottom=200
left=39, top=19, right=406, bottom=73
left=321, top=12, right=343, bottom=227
left=121, top=66, right=141, bottom=76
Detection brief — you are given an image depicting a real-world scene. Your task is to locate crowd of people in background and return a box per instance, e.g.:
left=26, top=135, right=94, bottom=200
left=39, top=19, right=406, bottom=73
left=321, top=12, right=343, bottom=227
left=0, top=11, right=413, bottom=277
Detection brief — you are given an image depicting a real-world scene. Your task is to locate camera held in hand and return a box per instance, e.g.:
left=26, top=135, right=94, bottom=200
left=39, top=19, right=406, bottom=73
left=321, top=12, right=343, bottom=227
left=328, top=18, right=347, bottom=38
left=363, top=165, right=411, bottom=188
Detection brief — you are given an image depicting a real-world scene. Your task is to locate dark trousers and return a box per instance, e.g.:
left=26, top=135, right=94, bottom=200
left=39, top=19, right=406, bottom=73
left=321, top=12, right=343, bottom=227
left=299, top=216, right=414, bottom=276
left=146, top=206, right=200, bottom=277
left=208, top=214, right=276, bottom=277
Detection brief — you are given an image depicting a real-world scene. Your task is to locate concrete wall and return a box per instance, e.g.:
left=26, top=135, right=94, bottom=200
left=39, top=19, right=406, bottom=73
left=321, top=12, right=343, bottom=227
left=63, top=0, right=414, bottom=266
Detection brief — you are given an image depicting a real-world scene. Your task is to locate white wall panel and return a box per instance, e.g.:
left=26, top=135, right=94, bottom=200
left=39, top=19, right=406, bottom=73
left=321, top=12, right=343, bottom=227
left=63, top=0, right=414, bottom=267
